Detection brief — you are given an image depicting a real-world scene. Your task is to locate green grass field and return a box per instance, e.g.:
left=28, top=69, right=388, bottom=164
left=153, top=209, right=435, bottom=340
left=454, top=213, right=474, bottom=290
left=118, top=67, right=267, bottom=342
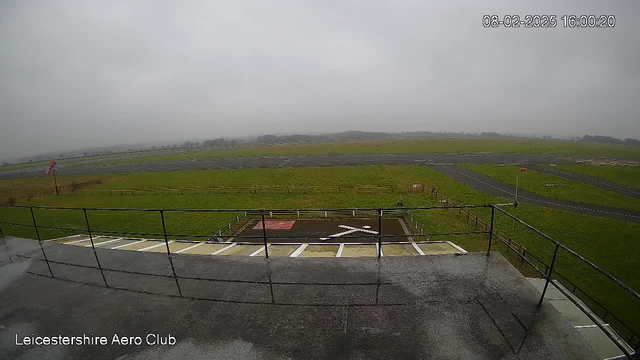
left=41, top=138, right=640, bottom=168
left=460, top=164, right=640, bottom=211
left=3, top=138, right=640, bottom=173
left=555, top=164, right=640, bottom=189
left=0, top=164, right=638, bottom=336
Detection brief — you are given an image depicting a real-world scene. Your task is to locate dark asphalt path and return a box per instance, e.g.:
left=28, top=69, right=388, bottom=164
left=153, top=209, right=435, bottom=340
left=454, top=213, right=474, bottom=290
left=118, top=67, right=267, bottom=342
left=525, top=165, right=640, bottom=199
left=431, top=165, right=640, bottom=223
left=0, top=152, right=570, bottom=179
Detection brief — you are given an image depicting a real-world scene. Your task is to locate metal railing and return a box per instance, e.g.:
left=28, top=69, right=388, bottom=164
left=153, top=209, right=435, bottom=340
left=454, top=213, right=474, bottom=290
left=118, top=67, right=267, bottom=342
left=0, top=202, right=638, bottom=358
left=490, top=205, right=639, bottom=359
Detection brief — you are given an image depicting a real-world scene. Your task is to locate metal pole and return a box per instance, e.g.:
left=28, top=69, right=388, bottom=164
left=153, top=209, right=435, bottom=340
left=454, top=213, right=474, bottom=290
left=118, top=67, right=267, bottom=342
left=538, top=244, right=560, bottom=307
left=377, top=209, right=382, bottom=260
left=513, top=175, right=518, bottom=229
left=83, top=209, right=108, bottom=287
left=30, top=207, right=53, bottom=277
left=53, top=169, right=59, bottom=196
left=160, top=210, right=182, bottom=297
left=486, top=206, right=495, bottom=255
left=261, top=211, right=269, bottom=259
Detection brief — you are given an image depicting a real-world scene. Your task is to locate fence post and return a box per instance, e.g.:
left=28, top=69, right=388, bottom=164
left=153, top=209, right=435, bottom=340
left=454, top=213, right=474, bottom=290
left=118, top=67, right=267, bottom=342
left=160, top=210, right=183, bottom=297
left=486, top=206, right=495, bottom=256
left=538, top=244, right=560, bottom=307
left=261, top=211, right=269, bottom=259
left=30, top=207, right=54, bottom=277
left=377, top=209, right=383, bottom=260
left=83, top=209, right=109, bottom=287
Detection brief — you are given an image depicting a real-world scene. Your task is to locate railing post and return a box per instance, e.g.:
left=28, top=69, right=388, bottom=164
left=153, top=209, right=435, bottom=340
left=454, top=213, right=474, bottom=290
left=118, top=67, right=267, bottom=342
left=537, top=244, right=560, bottom=307
left=377, top=209, right=383, bottom=260
left=261, top=211, right=269, bottom=259
left=83, top=209, right=108, bottom=287
left=30, top=207, right=53, bottom=277
left=160, top=210, right=182, bottom=297
left=486, top=206, right=495, bottom=256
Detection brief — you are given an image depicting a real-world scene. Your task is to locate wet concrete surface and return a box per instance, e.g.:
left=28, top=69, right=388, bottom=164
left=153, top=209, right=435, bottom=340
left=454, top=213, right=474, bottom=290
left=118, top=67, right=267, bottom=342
left=432, top=165, right=640, bottom=223
left=0, top=237, right=599, bottom=360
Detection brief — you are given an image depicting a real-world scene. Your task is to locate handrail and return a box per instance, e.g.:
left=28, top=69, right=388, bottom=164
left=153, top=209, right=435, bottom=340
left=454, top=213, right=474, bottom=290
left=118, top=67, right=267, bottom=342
left=493, top=205, right=640, bottom=302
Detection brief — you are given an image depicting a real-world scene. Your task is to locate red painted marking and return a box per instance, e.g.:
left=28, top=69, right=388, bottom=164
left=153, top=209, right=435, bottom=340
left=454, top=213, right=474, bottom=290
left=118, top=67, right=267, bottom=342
left=253, top=220, right=296, bottom=230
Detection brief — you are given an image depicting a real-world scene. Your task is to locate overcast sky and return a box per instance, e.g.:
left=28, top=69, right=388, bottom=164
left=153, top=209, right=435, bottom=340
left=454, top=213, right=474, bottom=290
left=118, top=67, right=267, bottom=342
left=1, top=1, right=639, bottom=160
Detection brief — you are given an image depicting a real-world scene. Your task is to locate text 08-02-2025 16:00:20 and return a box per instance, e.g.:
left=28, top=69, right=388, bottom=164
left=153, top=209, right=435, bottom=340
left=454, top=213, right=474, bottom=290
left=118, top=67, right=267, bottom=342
left=482, top=15, right=616, bottom=28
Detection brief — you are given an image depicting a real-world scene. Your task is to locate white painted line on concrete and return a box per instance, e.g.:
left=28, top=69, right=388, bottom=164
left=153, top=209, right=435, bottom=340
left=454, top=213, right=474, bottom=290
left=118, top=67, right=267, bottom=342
left=336, top=243, right=345, bottom=257
left=249, top=244, right=270, bottom=257
left=175, top=242, right=204, bottom=253
left=574, top=324, right=609, bottom=329
left=330, top=229, right=359, bottom=238
left=112, top=239, right=146, bottom=249
left=290, top=244, right=309, bottom=257
left=47, top=234, right=84, bottom=243
left=65, top=236, right=101, bottom=245
left=447, top=241, right=468, bottom=255
left=377, top=244, right=384, bottom=257
left=411, top=242, right=425, bottom=256
left=212, top=243, right=236, bottom=255
left=85, top=238, right=122, bottom=247
left=338, top=225, right=378, bottom=234
left=603, top=354, right=629, bottom=360
left=138, top=241, right=172, bottom=252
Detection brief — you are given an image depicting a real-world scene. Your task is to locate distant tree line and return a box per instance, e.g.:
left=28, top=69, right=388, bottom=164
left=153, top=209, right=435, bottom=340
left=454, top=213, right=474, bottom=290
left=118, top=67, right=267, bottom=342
left=580, top=135, right=640, bottom=147
left=6, top=131, right=640, bottom=167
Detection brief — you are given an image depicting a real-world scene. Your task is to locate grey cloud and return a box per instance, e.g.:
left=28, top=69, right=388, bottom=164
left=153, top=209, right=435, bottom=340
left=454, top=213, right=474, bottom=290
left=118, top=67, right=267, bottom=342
left=0, top=0, right=638, bottom=159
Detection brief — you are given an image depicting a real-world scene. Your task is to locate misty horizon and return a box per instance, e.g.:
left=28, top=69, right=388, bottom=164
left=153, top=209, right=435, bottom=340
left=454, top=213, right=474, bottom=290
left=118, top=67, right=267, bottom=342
left=1, top=1, right=639, bottom=160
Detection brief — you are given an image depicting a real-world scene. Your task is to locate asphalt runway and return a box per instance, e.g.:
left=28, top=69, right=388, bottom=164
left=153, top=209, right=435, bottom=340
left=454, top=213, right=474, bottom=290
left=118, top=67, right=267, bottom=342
left=431, top=165, right=640, bottom=223
left=524, top=164, right=640, bottom=199
left=0, top=152, right=570, bottom=179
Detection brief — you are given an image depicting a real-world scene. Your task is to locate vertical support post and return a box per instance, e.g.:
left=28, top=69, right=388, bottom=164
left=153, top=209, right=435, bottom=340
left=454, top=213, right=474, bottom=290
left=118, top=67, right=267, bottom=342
left=160, top=210, right=183, bottom=297
left=486, top=206, right=495, bottom=256
left=261, top=211, right=269, bottom=259
left=53, top=169, right=59, bottom=196
left=30, top=207, right=53, bottom=277
left=83, top=209, right=108, bottom=287
left=538, top=244, right=560, bottom=307
left=377, top=209, right=383, bottom=260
